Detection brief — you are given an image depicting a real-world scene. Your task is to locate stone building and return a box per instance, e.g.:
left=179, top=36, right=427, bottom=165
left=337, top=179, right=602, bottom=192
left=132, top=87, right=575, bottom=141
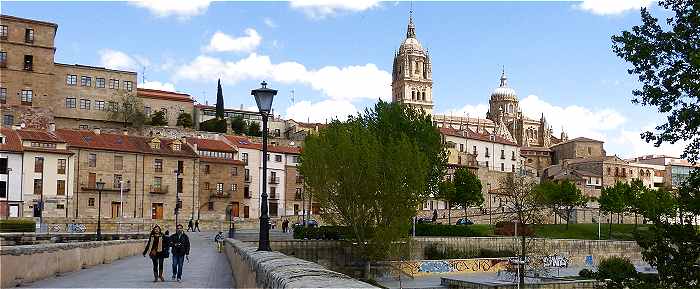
left=139, top=88, right=194, bottom=127
left=0, top=127, right=25, bottom=218
left=391, top=12, right=433, bottom=114
left=0, top=15, right=57, bottom=129
left=550, top=137, right=606, bottom=165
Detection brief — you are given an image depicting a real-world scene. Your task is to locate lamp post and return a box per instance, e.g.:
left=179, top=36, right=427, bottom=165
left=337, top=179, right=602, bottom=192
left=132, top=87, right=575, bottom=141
left=5, top=168, right=11, bottom=219
left=487, top=183, right=492, bottom=226
left=174, top=169, right=181, bottom=228
left=227, top=204, right=234, bottom=238
left=95, top=180, right=105, bottom=241
left=252, top=80, right=277, bottom=252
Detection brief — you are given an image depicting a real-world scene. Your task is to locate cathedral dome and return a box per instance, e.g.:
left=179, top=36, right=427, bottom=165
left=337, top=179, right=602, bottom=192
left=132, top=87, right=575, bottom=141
left=490, top=70, right=518, bottom=101
left=401, top=37, right=424, bottom=52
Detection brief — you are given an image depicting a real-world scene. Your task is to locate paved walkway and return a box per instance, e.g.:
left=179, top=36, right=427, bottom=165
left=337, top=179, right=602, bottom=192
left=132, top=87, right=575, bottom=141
left=23, top=231, right=234, bottom=288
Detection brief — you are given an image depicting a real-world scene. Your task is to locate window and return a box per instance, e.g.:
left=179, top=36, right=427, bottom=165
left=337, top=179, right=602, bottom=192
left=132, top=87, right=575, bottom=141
left=275, top=155, right=282, bottom=162
left=230, top=166, right=238, bottom=176
left=88, top=198, right=95, bottom=207
left=587, top=147, right=592, bottom=155
left=512, top=151, right=516, bottom=160
left=21, top=90, right=32, bottom=105
left=154, top=159, right=163, bottom=172
left=113, top=174, right=122, bottom=189
left=57, top=180, right=65, bottom=196
left=25, top=28, right=34, bottom=43
left=107, top=101, right=118, bottom=112
left=24, top=55, right=34, bottom=71
left=65, top=98, right=76, bottom=109
left=459, top=143, right=464, bottom=152
left=153, top=177, right=162, bottom=188
left=80, top=76, right=92, bottom=87
left=244, top=186, right=250, bottom=198
left=0, top=25, right=7, bottom=39
left=114, top=155, right=123, bottom=170
left=241, top=153, right=248, bottom=165
left=34, top=157, right=44, bottom=173
left=0, top=51, right=6, bottom=67
left=79, top=124, right=89, bottom=130
left=96, top=78, right=105, bottom=88
left=295, top=188, right=302, bottom=199
left=65, top=75, right=76, bottom=86
left=501, top=150, right=505, bottom=159
left=270, top=186, right=276, bottom=198
left=3, top=115, right=13, bottom=126
left=94, top=100, right=105, bottom=111
left=109, top=79, right=119, bottom=89
left=501, top=163, right=504, bottom=171
left=33, top=179, right=42, bottom=195
left=144, top=106, right=151, bottom=115
left=292, top=156, right=300, bottom=163
left=485, top=147, right=490, bottom=157
left=473, top=146, right=477, bottom=155
left=57, top=159, right=66, bottom=174
left=231, top=184, right=237, bottom=191
left=216, top=183, right=224, bottom=193
left=0, top=87, right=6, bottom=104
left=79, top=99, right=91, bottom=110
left=204, top=182, right=210, bottom=190
left=0, top=181, right=5, bottom=198
left=204, top=164, right=210, bottom=174
left=208, top=202, right=214, bottom=211
left=124, top=81, right=133, bottom=92
left=244, top=169, right=250, bottom=182
left=88, top=153, right=96, bottom=167
left=172, top=143, right=181, bottom=151
left=486, top=161, right=489, bottom=168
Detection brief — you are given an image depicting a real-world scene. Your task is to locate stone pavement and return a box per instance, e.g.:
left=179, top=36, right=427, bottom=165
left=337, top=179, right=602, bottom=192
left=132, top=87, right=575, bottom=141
left=22, top=231, right=233, bottom=288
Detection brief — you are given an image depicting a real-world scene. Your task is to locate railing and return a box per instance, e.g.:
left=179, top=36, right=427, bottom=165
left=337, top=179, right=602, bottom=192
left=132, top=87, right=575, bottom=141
left=245, top=176, right=251, bottom=183
left=149, top=185, right=168, bottom=194
left=269, top=177, right=280, bottom=184
left=210, top=190, right=230, bottom=198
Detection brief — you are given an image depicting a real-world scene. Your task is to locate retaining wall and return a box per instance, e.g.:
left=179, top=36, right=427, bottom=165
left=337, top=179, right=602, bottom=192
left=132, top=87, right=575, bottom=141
left=0, top=239, right=147, bottom=287
left=224, top=238, right=377, bottom=288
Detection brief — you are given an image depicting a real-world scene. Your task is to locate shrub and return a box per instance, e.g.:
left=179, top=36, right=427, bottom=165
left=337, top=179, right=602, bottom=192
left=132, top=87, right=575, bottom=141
left=579, top=268, right=595, bottom=278
left=199, top=118, right=227, bottom=133
left=414, top=224, right=484, bottom=237
left=149, top=111, right=168, bottom=126
left=424, top=243, right=515, bottom=259
left=0, top=219, right=36, bottom=232
left=597, top=256, right=637, bottom=288
left=293, top=226, right=353, bottom=240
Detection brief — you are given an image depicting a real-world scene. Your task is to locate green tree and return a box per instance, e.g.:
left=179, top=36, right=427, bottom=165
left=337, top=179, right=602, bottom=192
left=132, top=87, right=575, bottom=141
left=626, top=179, right=646, bottom=228
left=199, top=118, right=227, bottom=133
left=536, top=180, right=588, bottom=230
left=247, top=121, right=261, bottom=137
left=437, top=180, right=456, bottom=224
left=176, top=112, right=193, bottom=128
left=230, top=115, right=247, bottom=135
left=599, top=182, right=628, bottom=238
left=299, top=101, right=444, bottom=277
left=215, top=79, right=225, bottom=119
left=596, top=256, right=638, bottom=289
left=107, top=90, right=146, bottom=128
left=453, top=168, right=483, bottom=220
left=149, top=110, right=167, bottom=126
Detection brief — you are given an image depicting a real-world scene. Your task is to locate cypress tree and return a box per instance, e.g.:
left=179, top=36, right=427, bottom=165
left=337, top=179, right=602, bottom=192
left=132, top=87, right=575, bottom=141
left=216, top=79, right=224, bottom=119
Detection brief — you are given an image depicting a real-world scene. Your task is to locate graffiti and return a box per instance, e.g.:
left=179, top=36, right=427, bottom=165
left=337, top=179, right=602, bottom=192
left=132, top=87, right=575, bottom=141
left=585, top=255, right=594, bottom=267
left=68, top=223, right=86, bottom=233
left=419, top=261, right=454, bottom=273
left=542, top=255, right=569, bottom=268
left=391, top=258, right=509, bottom=277
left=49, top=224, right=63, bottom=232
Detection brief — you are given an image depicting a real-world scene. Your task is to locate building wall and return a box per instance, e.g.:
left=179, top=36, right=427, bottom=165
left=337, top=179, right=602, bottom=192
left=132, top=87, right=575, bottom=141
left=551, top=141, right=604, bottom=165
left=197, top=160, right=245, bottom=221
left=444, top=135, right=520, bottom=173
left=141, top=154, right=196, bottom=221
left=21, top=150, right=74, bottom=218
left=0, top=152, right=23, bottom=217
left=262, top=150, right=286, bottom=218
left=142, top=97, right=193, bottom=127
left=239, top=147, right=260, bottom=219
left=284, top=165, right=304, bottom=216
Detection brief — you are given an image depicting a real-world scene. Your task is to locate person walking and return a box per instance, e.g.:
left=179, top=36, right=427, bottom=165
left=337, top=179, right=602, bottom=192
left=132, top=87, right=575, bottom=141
left=170, top=224, right=190, bottom=282
left=187, top=219, right=193, bottom=232
left=282, top=219, right=289, bottom=233
left=194, top=219, right=200, bottom=232
left=214, top=231, right=225, bottom=253
left=142, top=225, right=169, bottom=282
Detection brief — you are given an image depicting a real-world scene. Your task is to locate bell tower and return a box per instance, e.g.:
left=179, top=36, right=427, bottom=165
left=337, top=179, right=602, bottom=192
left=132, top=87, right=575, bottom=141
left=391, top=11, right=434, bottom=114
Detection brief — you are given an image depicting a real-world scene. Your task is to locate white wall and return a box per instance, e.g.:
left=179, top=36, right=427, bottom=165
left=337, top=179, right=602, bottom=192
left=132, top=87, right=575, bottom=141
left=21, top=151, right=74, bottom=217
left=445, top=135, right=520, bottom=173
left=0, top=152, right=23, bottom=217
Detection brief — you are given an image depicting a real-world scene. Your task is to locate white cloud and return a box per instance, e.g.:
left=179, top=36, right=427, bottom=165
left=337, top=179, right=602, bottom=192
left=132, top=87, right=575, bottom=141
left=130, top=0, right=212, bottom=18
left=285, top=99, right=357, bottom=123
left=98, top=49, right=149, bottom=71
left=175, top=53, right=391, bottom=101
left=263, top=17, right=278, bottom=28
left=140, top=80, right=176, bottom=92
left=577, top=0, right=653, bottom=15
left=611, top=125, right=687, bottom=158
left=204, top=29, right=262, bottom=53
left=289, top=0, right=380, bottom=18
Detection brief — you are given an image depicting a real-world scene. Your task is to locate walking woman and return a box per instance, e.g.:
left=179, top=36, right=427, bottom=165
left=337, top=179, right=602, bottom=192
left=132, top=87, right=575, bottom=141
left=143, top=225, right=169, bottom=282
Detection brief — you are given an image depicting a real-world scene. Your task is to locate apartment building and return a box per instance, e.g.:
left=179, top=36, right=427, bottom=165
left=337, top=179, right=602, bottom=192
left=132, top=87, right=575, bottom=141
left=550, top=137, right=606, bottom=165
left=0, top=128, right=24, bottom=217
left=139, top=88, right=194, bottom=127
left=630, top=155, right=698, bottom=189
left=440, top=127, right=520, bottom=173
left=0, top=15, right=57, bottom=128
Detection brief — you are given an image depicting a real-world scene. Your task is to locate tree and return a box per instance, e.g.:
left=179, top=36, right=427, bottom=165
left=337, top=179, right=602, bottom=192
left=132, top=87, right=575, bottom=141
left=299, top=101, right=444, bottom=277
left=498, top=174, right=548, bottom=287
left=176, top=112, right=193, bottom=128
left=149, top=110, right=167, bottom=126
left=535, top=180, right=588, bottom=230
left=453, top=168, right=483, bottom=221
left=247, top=121, right=261, bottom=137
left=199, top=118, right=227, bottom=133
left=599, top=182, right=628, bottom=238
left=231, top=115, right=247, bottom=135
left=437, top=180, right=456, bottom=224
left=597, top=256, right=638, bottom=289
left=215, top=79, right=225, bottom=120
left=107, top=90, right=146, bottom=128
left=612, top=0, right=700, bottom=163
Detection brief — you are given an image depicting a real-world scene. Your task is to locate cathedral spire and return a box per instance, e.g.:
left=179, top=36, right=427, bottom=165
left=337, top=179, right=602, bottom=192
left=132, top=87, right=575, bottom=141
left=406, top=10, right=416, bottom=39
left=500, top=66, right=508, bottom=87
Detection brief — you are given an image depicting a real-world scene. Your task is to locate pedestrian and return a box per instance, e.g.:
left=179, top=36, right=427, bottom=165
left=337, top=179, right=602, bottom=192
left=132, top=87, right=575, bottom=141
left=142, top=225, right=168, bottom=282
left=170, top=224, right=190, bottom=282
left=283, top=219, right=289, bottom=233
left=187, top=219, right=193, bottom=232
left=214, top=231, right=225, bottom=253
left=194, top=219, right=200, bottom=232
left=432, top=209, right=438, bottom=223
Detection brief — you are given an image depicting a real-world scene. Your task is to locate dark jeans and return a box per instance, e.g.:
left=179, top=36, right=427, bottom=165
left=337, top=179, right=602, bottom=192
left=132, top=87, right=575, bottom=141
left=172, top=254, right=185, bottom=279
left=150, top=257, right=164, bottom=275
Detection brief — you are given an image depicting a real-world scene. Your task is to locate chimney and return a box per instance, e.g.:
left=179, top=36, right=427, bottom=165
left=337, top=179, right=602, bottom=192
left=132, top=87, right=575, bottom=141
left=122, top=129, right=128, bottom=136
left=193, top=143, right=198, bottom=151
left=48, top=122, right=56, bottom=132
left=93, top=127, right=101, bottom=135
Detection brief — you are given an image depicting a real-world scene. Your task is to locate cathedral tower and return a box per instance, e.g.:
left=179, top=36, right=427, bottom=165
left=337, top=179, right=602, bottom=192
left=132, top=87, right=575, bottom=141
left=486, top=69, right=520, bottom=124
left=392, top=12, right=434, bottom=114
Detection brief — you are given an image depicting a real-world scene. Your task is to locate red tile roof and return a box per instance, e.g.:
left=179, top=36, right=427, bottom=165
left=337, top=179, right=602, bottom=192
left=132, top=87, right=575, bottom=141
left=56, top=129, right=196, bottom=157
left=440, top=127, right=518, bottom=146
left=224, top=135, right=301, bottom=154
left=137, top=88, right=194, bottom=103
left=199, top=157, right=245, bottom=166
left=15, top=130, right=64, bottom=143
left=23, top=147, right=74, bottom=155
left=186, top=137, right=235, bottom=152
left=0, top=128, right=23, bottom=152
left=269, top=145, right=301, bottom=155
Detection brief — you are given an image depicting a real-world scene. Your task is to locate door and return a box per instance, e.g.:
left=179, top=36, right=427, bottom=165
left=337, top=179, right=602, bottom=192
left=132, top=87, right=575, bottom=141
left=243, top=206, right=249, bottom=218
left=88, top=173, right=96, bottom=188
left=269, top=202, right=278, bottom=217
left=111, top=202, right=121, bottom=218
left=151, top=203, right=163, bottom=219
left=232, top=202, right=240, bottom=217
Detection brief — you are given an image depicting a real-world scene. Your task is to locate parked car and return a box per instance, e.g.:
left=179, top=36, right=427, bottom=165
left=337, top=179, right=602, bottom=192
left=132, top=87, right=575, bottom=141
left=294, top=219, right=319, bottom=228
left=416, top=217, right=434, bottom=224
left=456, top=218, right=474, bottom=225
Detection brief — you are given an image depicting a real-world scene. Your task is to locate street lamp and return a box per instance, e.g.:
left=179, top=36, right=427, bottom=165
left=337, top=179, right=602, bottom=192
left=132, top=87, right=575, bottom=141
left=227, top=204, right=235, bottom=238
left=487, top=183, right=492, bottom=226
left=252, top=80, right=277, bottom=252
left=95, top=180, right=105, bottom=241
left=5, top=168, right=11, bottom=219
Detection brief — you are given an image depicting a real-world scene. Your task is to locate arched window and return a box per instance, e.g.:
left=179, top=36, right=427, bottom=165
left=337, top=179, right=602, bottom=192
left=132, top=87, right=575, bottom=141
left=412, top=91, right=416, bottom=100
left=422, top=91, right=426, bottom=101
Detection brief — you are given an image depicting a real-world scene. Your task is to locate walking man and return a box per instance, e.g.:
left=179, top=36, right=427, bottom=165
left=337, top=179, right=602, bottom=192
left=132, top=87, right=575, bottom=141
left=194, top=219, right=201, bottom=232
left=170, top=224, right=190, bottom=282
left=187, top=219, right=193, bottom=232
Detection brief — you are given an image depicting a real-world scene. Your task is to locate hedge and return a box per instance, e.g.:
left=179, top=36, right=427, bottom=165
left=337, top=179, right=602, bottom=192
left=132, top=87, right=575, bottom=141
left=414, top=224, right=484, bottom=237
left=0, top=219, right=36, bottom=232
left=424, top=243, right=516, bottom=259
left=293, top=226, right=354, bottom=240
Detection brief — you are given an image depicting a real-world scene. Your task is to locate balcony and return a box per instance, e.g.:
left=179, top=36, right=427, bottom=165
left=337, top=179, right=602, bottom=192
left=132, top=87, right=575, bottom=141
left=295, top=192, right=302, bottom=201
left=269, top=193, right=278, bottom=200
left=268, top=177, right=279, bottom=184
left=210, top=190, right=230, bottom=198
left=244, top=176, right=251, bottom=183
left=295, top=176, right=304, bottom=184
left=149, top=185, right=168, bottom=194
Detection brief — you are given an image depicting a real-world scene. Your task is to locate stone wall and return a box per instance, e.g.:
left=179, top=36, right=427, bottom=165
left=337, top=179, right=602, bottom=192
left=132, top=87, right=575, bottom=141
left=224, top=238, right=376, bottom=288
left=0, top=238, right=146, bottom=287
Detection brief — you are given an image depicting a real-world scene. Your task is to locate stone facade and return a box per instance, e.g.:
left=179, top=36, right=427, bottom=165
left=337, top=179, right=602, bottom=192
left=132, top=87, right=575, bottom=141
left=391, top=13, right=434, bottom=114
left=284, top=165, right=304, bottom=216
left=550, top=137, right=605, bottom=165
left=197, top=158, right=245, bottom=221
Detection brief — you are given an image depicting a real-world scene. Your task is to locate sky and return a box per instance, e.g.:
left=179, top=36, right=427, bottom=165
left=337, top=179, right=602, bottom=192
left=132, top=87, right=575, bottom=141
left=3, top=0, right=685, bottom=158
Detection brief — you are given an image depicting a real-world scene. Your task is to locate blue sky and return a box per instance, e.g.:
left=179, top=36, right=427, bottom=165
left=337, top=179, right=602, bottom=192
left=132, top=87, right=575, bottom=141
left=3, top=0, right=682, bottom=158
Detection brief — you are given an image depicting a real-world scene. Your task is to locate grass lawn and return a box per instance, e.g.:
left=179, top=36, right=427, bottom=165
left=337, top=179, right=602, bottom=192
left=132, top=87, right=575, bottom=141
left=469, top=224, right=495, bottom=236
left=532, top=223, right=648, bottom=241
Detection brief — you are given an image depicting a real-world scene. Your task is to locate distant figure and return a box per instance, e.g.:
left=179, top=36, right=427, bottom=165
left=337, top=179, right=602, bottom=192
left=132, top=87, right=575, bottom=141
left=282, top=219, right=289, bottom=233
left=214, top=231, right=225, bottom=253
left=432, top=210, right=438, bottom=222
left=187, top=219, right=193, bottom=232
left=143, top=225, right=168, bottom=282
left=194, top=219, right=201, bottom=232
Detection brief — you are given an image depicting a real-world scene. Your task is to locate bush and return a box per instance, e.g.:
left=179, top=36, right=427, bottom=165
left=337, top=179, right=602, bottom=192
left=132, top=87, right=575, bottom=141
left=0, top=219, right=35, bottom=232
left=424, top=243, right=515, bottom=259
left=597, top=256, right=637, bottom=288
left=199, top=118, right=227, bottom=133
left=494, top=221, right=533, bottom=236
left=414, top=224, right=484, bottom=237
left=579, top=268, right=596, bottom=278
left=293, top=226, right=353, bottom=240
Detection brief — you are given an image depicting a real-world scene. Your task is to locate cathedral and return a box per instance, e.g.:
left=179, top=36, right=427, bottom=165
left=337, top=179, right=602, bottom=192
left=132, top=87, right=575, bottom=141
left=391, top=12, right=568, bottom=175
